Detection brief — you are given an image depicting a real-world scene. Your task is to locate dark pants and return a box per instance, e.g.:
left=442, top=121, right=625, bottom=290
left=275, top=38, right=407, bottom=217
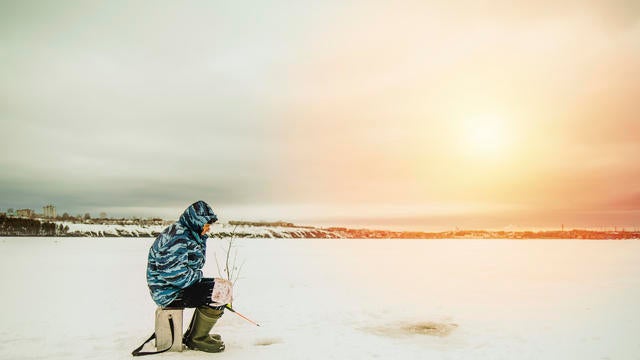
left=167, top=278, right=225, bottom=310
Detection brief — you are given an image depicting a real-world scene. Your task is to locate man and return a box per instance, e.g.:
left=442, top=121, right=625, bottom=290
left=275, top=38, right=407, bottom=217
left=147, top=200, right=232, bottom=353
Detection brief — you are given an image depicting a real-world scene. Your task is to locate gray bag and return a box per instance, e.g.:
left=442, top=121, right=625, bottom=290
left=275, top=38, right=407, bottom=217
left=131, top=308, right=184, bottom=356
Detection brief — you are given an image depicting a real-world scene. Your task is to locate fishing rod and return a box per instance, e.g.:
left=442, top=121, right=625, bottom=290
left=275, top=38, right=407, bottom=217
left=225, top=304, right=261, bottom=327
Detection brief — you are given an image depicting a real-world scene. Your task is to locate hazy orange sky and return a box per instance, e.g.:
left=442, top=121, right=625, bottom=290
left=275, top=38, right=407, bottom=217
left=272, top=2, right=640, bottom=229
left=1, top=1, right=639, bottom=230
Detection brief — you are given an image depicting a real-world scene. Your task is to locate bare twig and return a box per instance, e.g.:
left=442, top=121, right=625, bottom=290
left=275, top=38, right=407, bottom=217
left=215, top=254, right=222, bottom=281
left=214, top=225, right=244, bottom=307
left=223, top=225, right=238, bottom=280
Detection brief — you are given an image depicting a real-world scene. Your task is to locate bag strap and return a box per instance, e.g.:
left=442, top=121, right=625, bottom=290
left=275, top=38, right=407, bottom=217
left=131, top=316, right=175, bottom=356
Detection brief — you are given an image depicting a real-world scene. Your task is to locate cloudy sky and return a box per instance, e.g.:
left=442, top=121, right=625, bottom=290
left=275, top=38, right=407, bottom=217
left=1, top=1, right=639, bottom=230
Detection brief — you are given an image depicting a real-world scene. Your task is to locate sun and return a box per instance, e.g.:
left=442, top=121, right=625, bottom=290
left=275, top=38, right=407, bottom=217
left=461, top=114, right=509, bottom=156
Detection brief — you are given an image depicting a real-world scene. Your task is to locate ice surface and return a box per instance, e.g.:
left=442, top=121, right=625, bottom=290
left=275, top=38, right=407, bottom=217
left=1, top=238, right=639, bottom=359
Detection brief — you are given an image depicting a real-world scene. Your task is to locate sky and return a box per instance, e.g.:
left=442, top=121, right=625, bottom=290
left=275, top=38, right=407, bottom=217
left=1, top=0, right=639, bottom=230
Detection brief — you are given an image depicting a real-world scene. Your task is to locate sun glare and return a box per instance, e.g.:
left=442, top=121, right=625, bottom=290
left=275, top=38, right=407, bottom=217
left=462, top=114, right=508, bottom=156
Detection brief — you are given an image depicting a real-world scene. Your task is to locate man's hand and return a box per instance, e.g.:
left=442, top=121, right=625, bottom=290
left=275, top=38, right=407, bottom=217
left=211, top=278, right=233, bottom=306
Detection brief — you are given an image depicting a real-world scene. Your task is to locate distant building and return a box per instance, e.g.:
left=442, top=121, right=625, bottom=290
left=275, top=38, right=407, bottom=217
left=43, top=204, right=57, bottom=218
left=16, top=209, right=35, bottom=218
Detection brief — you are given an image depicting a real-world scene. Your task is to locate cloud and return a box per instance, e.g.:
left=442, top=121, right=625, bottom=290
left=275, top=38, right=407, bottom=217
left=603, top=192, right=640, bottom=211
left=1, top=0, right=639, bottom=227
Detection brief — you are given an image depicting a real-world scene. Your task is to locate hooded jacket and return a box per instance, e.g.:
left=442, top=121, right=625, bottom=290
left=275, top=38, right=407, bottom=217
left=146, top=201, right=218, bottom=307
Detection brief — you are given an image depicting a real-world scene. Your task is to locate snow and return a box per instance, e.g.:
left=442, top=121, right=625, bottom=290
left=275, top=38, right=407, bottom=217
left=207, top=223, right=339, bottom=238
left=1, top=238, right=639, bottom=359
left=60, top=222, right=165, bottom=237
left=55, top=222, right=340, bottom=238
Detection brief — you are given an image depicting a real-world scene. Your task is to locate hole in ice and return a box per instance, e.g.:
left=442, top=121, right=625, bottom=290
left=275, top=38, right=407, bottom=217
left=401, top=322, right=458, bottom=336
left=364, top=321, right=458, bottom=338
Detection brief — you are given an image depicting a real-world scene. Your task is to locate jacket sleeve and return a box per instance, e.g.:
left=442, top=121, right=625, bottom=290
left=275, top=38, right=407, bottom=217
left=162, top=237, right=203, bottom=289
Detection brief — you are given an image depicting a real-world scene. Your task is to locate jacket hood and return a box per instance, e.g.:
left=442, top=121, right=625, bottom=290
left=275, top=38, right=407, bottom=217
left=178, top=200, right=218, bottom=235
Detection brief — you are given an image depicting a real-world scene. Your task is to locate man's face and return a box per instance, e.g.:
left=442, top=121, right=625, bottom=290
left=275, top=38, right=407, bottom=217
left=201, top=223, right=211, bottom=235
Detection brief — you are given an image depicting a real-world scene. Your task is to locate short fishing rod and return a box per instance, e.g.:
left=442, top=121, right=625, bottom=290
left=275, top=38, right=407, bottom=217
left=225, top=304, right=261, bottom=327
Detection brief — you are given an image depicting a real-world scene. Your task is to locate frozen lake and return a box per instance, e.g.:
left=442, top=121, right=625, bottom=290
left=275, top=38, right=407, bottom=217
left=1, top=237, right=639, bottom=359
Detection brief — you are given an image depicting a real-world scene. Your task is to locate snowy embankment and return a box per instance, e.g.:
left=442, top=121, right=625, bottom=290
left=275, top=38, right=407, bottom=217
left=60, top=222, right=166, bottom=237
left=1, top=238, right=639, bottom=360
left=57, top=222, right=341, bottom=238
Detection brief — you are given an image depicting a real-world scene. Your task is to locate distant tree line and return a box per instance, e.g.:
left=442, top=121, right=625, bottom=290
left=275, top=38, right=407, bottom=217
left=57, top=213, right=167, bottom=226
left=0, top=215, right=68, bottom=236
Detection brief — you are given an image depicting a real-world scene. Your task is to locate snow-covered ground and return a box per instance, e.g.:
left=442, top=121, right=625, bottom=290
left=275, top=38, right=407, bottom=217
left=1, top=238, right=639, bottom=359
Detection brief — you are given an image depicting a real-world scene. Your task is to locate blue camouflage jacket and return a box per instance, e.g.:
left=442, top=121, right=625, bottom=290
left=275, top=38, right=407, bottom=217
left=146, top=201, right=218, bottom=307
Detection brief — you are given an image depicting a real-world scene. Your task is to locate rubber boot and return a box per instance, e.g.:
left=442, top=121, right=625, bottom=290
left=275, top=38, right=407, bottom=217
left=183, top=307, right=225, bottom=352
left=183, top=309, right=222, bottom=343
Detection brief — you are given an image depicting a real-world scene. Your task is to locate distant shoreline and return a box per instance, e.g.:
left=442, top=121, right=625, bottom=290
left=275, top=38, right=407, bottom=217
left=1, top=216, right=638, bottom=239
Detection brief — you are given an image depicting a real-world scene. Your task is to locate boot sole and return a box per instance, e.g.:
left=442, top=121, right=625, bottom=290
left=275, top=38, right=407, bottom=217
left=185, top=342, right=225, bottom=353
